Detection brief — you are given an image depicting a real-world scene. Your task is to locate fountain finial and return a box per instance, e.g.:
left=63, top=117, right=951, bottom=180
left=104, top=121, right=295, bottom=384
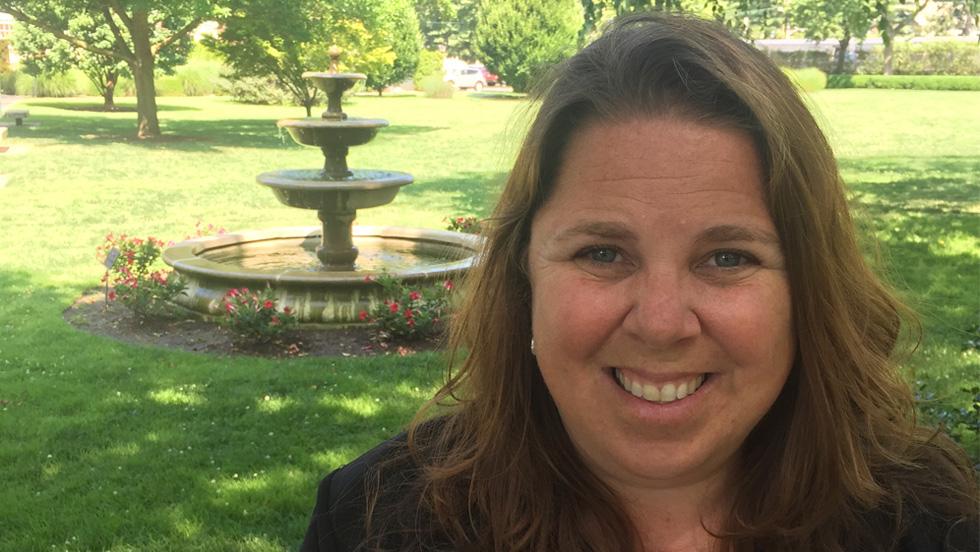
left=328, top=45, right=342, bottom=73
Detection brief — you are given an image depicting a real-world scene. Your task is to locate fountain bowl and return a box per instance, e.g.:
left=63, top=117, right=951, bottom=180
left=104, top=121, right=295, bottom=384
left=162, top=226, right=480, bottom=325
left=278, top=118, right=388, bottom=148
left=256, top=169, right=412, bottom=211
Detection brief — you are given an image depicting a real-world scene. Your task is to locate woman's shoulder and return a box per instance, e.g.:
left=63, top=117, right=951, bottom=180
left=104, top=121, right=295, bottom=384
left=299, top=420, right=442, bottom=552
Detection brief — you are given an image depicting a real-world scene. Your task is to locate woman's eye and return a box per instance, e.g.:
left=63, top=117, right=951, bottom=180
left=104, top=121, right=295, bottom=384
left=588, top=248, right=619, bottom=263
left=710, top=251, right=746, bottom=268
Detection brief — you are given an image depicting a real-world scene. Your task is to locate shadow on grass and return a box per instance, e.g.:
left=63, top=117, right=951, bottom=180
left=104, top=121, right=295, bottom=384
left=842, top=156, right=980, bottom=214
left=398, top=171, right=508, bottom=216
left=30, top=100, right=202, bottom=113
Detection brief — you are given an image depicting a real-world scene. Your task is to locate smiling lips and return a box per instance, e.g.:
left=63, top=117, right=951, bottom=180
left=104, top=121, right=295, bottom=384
left=614, top=369, right=707, bottom=404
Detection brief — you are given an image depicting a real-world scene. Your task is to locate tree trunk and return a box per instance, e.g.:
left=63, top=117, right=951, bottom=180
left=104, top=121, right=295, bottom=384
left=103, top=70, right=117, bottom=110
left=127, top=13, right=160, bottom=138
left=883, top=41, right=894, bottom=75
left=836, top=33, right=851, bottom=74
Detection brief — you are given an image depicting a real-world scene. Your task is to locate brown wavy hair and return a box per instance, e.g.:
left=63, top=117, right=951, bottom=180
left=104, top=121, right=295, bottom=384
left=363, top=12, right=978, bottom=552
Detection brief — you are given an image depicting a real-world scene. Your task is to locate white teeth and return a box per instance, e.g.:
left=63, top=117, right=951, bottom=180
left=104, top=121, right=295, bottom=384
left=615, top=370, right=707, bottom=405
left=642, top=384, right=660, bottom=402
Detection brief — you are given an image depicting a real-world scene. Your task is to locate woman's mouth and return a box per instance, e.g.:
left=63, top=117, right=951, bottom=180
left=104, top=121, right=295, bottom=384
left=614, top=368, right=708, bottom=404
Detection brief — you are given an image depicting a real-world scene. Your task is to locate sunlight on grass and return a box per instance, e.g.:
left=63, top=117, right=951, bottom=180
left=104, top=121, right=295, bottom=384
left=149, top=387, right=206, bottom=406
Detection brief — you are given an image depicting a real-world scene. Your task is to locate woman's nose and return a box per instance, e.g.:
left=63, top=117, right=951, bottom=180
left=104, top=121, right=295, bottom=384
left=621, top=269, right=702, bottom=349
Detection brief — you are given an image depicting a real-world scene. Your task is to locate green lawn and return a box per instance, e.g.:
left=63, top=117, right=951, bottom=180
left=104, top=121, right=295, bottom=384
left=0, top=89, right=977, bottom=551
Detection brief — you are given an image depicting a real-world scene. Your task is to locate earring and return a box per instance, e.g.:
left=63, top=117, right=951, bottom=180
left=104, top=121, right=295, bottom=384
left=530, top=338, right=536, bottom=356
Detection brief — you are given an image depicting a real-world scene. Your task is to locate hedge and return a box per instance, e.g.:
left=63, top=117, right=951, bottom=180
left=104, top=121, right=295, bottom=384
left=827, top=74, right=980, bottom=91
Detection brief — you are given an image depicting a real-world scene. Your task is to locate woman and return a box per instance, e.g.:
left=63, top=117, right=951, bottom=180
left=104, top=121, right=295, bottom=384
left=300, top=13, right=978, bottom=552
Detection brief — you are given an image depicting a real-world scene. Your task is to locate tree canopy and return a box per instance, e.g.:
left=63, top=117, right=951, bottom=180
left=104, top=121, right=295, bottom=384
left=474, top=0, right=581, bottom=93
left=0, top=0, right=217, bottom=137
left=213, top=0, right=422, bottom=114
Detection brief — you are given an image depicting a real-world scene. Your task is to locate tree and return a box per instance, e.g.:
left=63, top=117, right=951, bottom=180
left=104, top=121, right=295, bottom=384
left=0, top=39, right=10, bottom=74
left=365, top=0, right=423, bottom=95
left=11, top=16, right=130, bottom=109
left=474, top=0, right=581, bottom=93
left=0, top=0, right=216, bottom=138
left=213, top=0, right=419, bottom=114
left=414, top=0, right=481, bottom=60
left=582, top=0, right=791, bottom=40
left=788, top=0, right=873, bottom=73
left=874, top=0, right=932, bottom=74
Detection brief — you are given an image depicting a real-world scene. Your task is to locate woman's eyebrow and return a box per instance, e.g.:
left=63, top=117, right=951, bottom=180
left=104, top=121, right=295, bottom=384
left=696, top=224, right=781, bottom=246
left=551, top=221, right=638, bottom=243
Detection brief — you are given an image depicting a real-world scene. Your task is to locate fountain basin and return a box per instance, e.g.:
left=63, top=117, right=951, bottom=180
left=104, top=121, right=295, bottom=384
left=162, top=226, right=480, bottom=324
left=256, top=169, right=412, bottom=211
left=303, top=71, right=366, bottom=95
left=278, top=118, right=388, bottom=148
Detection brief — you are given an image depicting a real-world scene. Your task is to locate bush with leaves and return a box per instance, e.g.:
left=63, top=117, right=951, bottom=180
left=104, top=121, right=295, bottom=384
left=443, top=216, right=485, bottom=234
left=220, top=285, right=298, bottom=344
left=360, top=274, right=454, bottom=341
left=97, top=234, right=186, bottom=317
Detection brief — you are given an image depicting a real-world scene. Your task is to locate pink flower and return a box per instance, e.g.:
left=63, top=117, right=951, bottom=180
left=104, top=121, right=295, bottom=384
left=227, top=289, right=240, bottom=297
left=408, top=290, right=421, bottom=300
left=224, top=302, right=236, bottom=312
left=443, top=281, right=454, bottom=290
left=271, top=316, right=280, bottom=324
left=363, top=275, right=372, bottom=282
left=407, top=319, right=415, bottom=328
left=263, top=300, right=274, bottom=309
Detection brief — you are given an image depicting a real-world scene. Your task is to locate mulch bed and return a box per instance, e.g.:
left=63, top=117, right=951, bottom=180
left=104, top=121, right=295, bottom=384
left=63, top=290, right=443, bottom=359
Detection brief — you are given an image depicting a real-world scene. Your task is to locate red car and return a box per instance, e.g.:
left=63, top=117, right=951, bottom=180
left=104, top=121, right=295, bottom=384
left=476, top=66, right=499, bottom=87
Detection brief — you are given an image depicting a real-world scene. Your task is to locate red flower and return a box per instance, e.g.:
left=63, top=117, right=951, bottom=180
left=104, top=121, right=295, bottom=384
left=107, top=291, right=117, bottom=300
left=443, top=281, right=454, bottom=290
left=408, top=290, right=421, bottom=300
left=224, top=302, right=236, bottom=312
left=363, top=275, right=372, bottom=282
left=271, top=316, right=281, bottom=324
left=227, top=289, right=240, bottom=297
left=407, top=319, right=415, bottom=328
left=404, top=309, right=414, bottom=318
left=263, top=300, right=274, bottom=309
left=390, top=302, right=400, bottom=313
left=359, top=310, right=368, bottom=320
left=283, top=307, right=292, bottom=314
left=433, top=318, right=439, bottom=324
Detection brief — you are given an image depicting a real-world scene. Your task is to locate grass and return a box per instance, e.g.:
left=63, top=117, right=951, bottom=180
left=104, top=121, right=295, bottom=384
left=0, top=89, right=977, bottom=551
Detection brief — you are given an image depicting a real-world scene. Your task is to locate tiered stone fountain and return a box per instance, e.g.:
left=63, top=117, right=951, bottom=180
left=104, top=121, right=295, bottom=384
left=163, top=49, right=478, bottom=324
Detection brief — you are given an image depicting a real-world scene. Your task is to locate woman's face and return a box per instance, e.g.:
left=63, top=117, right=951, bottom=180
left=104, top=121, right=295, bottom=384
left=527, top=118, right=795, bottom=494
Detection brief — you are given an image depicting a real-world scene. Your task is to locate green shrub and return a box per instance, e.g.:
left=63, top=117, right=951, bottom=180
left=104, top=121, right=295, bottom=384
left=175, top=59, right=224, bottom=96
left=827, top=74, right=980, bottom=91
left=219, top=75, right=291, bottom=105
left=782, top=67, right=827, bottom=92
left=857, top=41, right=980, bottom=76
left=155, top=75, right=184, bottom=97
left=420, top=74, right=453, bottom=99
left=11, top=69, right=90, bottom=97
left=414, top=49, right=444, bottom=89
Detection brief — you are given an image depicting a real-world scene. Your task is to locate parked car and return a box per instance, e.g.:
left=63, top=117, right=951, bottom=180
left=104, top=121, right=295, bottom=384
left=444, top=67, right=487, bottom=91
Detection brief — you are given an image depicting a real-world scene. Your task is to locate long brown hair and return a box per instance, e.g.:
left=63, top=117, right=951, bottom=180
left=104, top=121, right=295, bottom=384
left=364, top=12, right=978, bottom=551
